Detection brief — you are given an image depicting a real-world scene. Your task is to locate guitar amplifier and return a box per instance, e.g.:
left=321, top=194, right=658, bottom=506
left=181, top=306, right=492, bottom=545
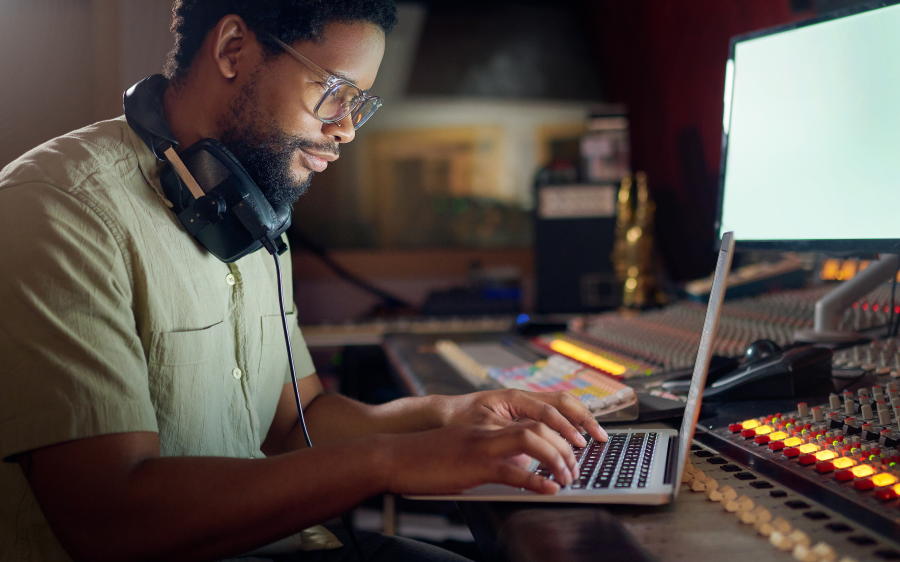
left=534, top=184, right=621, bottom=313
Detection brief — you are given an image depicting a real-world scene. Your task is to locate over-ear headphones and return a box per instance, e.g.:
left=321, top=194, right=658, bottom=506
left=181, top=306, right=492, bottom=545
left=123, top=74, right=290, bottom=262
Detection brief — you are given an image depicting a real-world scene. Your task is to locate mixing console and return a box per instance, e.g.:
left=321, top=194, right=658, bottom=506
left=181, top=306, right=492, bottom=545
left=682, top=440, right=900, bottom=562
left=564, top=284, right=900, bottom=375
left=693, top=382, right=900, bottom=556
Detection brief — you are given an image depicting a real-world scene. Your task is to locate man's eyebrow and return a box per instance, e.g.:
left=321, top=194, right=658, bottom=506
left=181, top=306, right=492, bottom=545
left=330, top=70, right=357, bottom=84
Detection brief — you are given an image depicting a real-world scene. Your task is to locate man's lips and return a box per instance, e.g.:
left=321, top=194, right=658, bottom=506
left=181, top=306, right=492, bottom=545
left=300, top=149, right=337, bottom=173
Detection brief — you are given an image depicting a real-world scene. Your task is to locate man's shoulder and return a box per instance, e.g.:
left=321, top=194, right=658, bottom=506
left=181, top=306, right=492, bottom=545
left=0, top=117, right=141, bottom=196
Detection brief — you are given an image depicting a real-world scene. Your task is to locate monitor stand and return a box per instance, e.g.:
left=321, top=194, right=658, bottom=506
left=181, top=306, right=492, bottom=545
left=795, top=254, right=899, bottom=343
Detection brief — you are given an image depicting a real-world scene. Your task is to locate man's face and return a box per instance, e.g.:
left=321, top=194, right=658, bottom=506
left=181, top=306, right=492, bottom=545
left=219, top=21, right=385, bottom=209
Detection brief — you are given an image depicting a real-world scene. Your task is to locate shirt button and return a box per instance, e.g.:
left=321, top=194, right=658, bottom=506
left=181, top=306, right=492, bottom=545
left=225, top=273, right=236, bottom=286
left=232, top=367, right=242, bottom=380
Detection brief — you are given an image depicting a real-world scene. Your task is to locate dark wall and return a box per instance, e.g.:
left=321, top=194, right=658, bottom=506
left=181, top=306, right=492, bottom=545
left=585, top=0, right=812, bottom=281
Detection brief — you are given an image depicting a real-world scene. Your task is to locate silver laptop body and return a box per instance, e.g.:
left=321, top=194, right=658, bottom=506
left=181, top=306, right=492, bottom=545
left=409, top=232, right=735, bottom=505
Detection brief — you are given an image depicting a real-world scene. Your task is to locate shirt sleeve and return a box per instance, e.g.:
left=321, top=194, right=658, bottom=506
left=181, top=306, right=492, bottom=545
left=0, top=183, right=158, bottom=461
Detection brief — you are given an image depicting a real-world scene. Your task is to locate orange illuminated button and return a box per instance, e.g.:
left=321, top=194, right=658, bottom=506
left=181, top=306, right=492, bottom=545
left=816, top=461, right=835, bottom=473
left=784, top=447, right=800, bottom=458
left=799, top=454, right=817, bottom=465
left=832, top=457, right=856, bottom=470
left=815, top=450, right=837, bottom=462
left=851, top=465, right=876, bottom=478
left=872, top=473, right=898, bottom=487
left=742, top=420, right=760, bottom=430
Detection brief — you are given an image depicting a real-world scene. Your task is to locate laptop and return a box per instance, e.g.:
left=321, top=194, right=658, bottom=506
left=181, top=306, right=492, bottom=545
left=409, top=231, right=735, bottom=505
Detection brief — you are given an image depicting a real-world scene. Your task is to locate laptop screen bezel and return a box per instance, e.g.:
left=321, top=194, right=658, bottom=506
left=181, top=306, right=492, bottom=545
left=671, top=232, right=735, bottom=498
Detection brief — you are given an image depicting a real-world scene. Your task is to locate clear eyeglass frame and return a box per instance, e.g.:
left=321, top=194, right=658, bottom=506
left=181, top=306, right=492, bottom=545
left=268, top=34, right=383, bottom=130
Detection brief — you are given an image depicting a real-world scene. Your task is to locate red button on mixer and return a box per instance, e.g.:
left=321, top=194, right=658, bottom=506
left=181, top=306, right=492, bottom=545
left=755, top=435, right=771, bottom=445
left=835, top=469, right=855, bottom=482
left=784, top=447, right=800, bottom=458
left=876, top=488, right=899, bottom=501
left=854, top=478, right=876, bottom=491
left=729, top=424, right=743, bottom=433
left=741, top=429, right=757, bottom=438
left=816, top=461, right=835, bottom=473
left=799, top=454, right=817, bottom=465
left=769, top=441, right=786, bottom=451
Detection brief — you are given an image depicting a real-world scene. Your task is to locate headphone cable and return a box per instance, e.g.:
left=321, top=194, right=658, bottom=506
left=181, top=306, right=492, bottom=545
left=273, top=251, right=367, bottom=562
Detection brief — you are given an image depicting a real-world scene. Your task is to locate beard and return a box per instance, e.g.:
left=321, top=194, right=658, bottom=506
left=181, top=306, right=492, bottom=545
left=218, top=75, right=339, bottom=210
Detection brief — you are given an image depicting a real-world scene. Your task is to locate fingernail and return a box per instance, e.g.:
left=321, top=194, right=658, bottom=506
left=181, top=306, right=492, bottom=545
left=599, top=427, right=609, bottom=441
left=576, top=434, right=587, bottom=446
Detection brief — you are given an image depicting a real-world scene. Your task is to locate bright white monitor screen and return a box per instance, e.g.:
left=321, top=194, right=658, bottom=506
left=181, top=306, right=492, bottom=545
left=718, top=3, right=900, bottom=252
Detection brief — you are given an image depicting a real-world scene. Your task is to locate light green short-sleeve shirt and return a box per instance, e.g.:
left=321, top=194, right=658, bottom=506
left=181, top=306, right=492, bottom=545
left=0, top=117, right=318, bottom=560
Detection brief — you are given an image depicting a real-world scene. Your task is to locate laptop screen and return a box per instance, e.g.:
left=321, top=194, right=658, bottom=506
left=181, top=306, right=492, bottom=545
left=672, top=232, right=735, bottom=494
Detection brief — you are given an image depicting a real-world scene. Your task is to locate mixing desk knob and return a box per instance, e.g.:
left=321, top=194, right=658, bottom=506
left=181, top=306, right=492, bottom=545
left=844, top=399, right=855, bottom=415
left=798, top=402, right=810, bottom=417
left=861, top=404, right=874, bottom=420
left=810, top=542, right=838, bottom=562
left=812, top=406, right=825, bottom=422
left=828, top=394, right=841, bottom=410
left=859, top=396, right=870, bottom=407
left=770, top=530, right=795, bottom=552
left=879, top=408, right=891, bottom=425
left=858, top=388, right=869, bottom=399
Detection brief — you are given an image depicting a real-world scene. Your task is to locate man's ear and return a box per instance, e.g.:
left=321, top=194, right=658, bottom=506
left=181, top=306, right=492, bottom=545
left=208, top=14, right=253, bottom=79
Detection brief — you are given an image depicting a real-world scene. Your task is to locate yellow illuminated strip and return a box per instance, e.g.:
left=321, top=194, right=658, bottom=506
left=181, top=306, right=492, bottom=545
left=784, top=437, right=802, bottom=447
left=769, top=431, right=788, bottom=441
left=850, top=465, right=876, bottom=478
left=872, top=473, right=897, bottom=487
left=833, top=457, right=856, bottom=469
left=742, top=419, right=760, bottom=430
left=815, top=451, right=837, bottom=461
left=798, top=443, right=819, bottom=454
left=755, top=425, right=773, bottom=435
left=549, top=340, right=627, bottom=376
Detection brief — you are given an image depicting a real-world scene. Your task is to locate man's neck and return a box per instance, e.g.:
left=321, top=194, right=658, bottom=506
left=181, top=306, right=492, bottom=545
left=162, top=71, right=227, bottom=152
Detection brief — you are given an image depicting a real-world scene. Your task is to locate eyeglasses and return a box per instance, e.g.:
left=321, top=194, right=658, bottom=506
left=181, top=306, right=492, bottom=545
left=269, top=34, right=382, bottom=130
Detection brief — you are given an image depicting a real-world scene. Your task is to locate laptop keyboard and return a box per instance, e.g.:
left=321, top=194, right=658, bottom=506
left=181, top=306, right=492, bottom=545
left=535, top=432, right=659, bottom=490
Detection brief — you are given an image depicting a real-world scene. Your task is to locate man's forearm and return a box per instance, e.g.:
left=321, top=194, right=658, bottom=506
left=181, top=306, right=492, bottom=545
left=299, top=393, right=445, bottom=447
left=26, top=433, right=390, bottom=562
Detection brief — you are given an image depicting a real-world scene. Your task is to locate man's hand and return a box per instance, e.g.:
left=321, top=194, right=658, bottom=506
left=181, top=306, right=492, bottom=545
left=379, top=421, right=577, bottom=496
left=431, top=389, right=608, bottom=447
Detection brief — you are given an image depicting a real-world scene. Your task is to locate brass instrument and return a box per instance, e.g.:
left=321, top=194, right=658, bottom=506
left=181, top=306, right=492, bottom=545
left=613, top=172, right=656, bottom=308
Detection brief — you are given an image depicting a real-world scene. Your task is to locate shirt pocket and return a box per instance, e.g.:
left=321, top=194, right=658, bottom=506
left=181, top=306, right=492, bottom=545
left=147, top=321, right=237, bottom=457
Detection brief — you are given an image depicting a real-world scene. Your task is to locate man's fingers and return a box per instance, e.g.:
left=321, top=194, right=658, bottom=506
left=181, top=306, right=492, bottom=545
left=503, top=391, right=597, bottom=446
left=515, top=390, right=609, bottom=444
left=497, top=461, right=561, bottom=494
left=490, top=424, right=574, bottom=485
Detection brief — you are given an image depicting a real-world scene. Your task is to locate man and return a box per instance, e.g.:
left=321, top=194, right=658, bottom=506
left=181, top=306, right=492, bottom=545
left=0, top=1, right=607, bottom=561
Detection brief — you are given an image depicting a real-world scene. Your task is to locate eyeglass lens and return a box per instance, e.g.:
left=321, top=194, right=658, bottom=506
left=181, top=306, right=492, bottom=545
left=317, top=83, right=380, bottom=130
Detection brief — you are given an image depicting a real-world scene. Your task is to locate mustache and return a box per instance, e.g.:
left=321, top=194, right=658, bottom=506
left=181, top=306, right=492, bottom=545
left=283, top=136, right=340, bottom=159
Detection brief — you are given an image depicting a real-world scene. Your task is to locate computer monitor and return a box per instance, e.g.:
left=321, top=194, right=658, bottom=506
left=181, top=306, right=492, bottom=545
left=715, top=1, right=900, bottom=341
left=716, top=0, right=900, bottom=255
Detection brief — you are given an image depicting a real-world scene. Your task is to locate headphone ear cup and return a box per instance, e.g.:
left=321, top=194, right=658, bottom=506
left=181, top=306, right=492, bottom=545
left=124, top=75, right=292, bottom=262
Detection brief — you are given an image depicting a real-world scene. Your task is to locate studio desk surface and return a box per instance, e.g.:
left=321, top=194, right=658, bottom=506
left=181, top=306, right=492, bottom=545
left=382, top=333, right=900, bottom=562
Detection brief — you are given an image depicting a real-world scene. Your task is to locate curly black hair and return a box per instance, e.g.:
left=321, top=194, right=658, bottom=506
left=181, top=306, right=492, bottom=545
left=164, top=0, right=398, bottom=80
